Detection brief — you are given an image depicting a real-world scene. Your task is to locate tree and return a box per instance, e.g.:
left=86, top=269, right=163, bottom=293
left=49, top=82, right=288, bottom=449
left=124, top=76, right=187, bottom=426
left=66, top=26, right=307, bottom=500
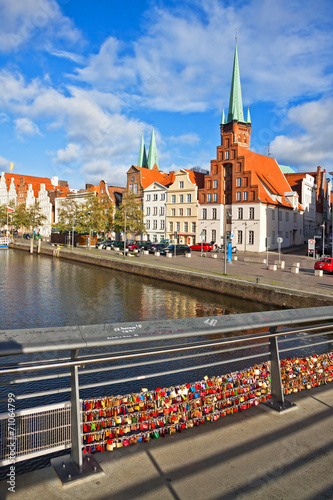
left=26, top=202, right=47, bottom=230
left=11, top=204, right=30, bottom=236
left=54, top=197, right=82, bottom=233
left=0, top=204, right=8, bottom=228
left=113, top=192, right=146, bottom=238
left=76, top=193, right=113, bottom=235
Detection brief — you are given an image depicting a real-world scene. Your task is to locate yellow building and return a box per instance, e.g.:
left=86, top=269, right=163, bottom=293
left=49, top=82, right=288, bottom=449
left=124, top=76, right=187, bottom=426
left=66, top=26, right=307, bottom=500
left=167, top=169, right=205, bottom=245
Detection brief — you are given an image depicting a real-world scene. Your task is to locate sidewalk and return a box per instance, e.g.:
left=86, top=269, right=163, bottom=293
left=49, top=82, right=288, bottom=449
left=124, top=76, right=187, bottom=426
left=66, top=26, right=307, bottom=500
left=1, top=384, right=332, bottom=500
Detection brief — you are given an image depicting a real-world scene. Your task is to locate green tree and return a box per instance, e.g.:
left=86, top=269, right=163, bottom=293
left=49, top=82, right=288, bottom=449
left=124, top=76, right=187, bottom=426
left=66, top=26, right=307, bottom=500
left=26, top=202, right=47, bottom=230
left=76, top=193, right=113, bottom=234
left=113, top=192, right=146, bottom=238
left=54, top=197, right=82, bottom=233
left=11, top=204, right=30, bottom=236
left=0, top=204, right=7, bottom=228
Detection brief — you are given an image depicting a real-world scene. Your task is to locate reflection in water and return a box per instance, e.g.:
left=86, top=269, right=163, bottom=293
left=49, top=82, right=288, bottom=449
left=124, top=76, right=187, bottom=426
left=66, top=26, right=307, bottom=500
left=0, top=250, right=275, bottom=331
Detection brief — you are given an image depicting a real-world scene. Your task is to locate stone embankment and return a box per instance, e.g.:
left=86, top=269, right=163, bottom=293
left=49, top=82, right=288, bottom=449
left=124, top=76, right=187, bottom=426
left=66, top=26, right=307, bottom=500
left=10, top=240, right=333, bottom=308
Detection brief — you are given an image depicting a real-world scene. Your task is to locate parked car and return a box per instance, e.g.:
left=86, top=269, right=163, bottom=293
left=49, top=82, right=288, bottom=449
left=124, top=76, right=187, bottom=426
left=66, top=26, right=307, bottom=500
left=160, top=244, right=191, bottom=256
left=127, top=242, right=140, bottom=250
left=23, top=233, right=31, bottom=239
left=102, top=241, right=115, bottom=250
left=215, top=244, right=238, bottom=253
left=96, top=240, right=111, bottom=249
left=314, top=258, right=333, bottom=272
left=309, top=241, right=331, bottom=257
left=190, top=242, right=214, bottom=252
left=139, top=242, right=153, bottom=251
left=149, top=243, right=168, bottom=253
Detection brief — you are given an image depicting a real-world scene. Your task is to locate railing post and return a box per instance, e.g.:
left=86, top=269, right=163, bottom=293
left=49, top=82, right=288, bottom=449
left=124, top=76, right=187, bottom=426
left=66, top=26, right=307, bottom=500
left=51, top=349, right=104, bottom=484
left=264, top=327, right=296, bottom=412
left=70, top=349, right=83, bottom=472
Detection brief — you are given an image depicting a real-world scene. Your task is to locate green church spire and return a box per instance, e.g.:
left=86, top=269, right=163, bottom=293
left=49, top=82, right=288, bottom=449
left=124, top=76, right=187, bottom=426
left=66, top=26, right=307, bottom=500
left=147, top=128, right=159, bottom=170
left=246, top=106, right=251, bottom=124
left=227, top=43, right=245, bottom=123
left=137, top=134, right=148, bottom=168
left=221, top=107, right=225, bottom=125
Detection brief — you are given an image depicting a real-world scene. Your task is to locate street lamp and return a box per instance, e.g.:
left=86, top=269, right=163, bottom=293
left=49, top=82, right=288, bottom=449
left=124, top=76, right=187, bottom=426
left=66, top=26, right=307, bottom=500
left=321, top=223, right=325, bottom=258
left=223, top=208, right=232, bottom=274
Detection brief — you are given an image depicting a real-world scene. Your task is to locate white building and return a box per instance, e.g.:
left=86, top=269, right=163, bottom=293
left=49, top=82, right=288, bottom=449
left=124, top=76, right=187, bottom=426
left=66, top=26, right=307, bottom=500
left=143, top=182, right=167, bottom=242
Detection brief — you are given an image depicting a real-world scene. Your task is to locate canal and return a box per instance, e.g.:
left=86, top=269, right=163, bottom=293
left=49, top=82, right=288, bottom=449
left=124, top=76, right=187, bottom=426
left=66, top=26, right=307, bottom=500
left=1, top=249, right=275, bottom=331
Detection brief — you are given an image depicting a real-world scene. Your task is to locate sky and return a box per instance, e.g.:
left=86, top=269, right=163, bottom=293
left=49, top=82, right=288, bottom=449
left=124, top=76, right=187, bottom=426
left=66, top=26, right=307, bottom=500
left=0, top=0, right=332, bottom=189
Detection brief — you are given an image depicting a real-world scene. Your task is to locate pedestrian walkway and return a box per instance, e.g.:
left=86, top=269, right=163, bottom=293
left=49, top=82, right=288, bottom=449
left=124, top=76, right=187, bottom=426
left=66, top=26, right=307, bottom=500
left=0, top=384, right=332, bottom=500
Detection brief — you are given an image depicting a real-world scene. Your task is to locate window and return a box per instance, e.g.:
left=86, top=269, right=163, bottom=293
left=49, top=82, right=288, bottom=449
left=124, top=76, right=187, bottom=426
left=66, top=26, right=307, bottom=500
left=243, top=191, right=248, bottom=201
left=202, top=229, right=207, bottom=240
left=160, top=193, right=165, bottom=201
left=146, top=220, right=150, bottom=229
left=153, top=220, right=157, bottom=230
left=171, top=195, right=176, bottom=203
left=129, top=184, right=133, bottom=191
left=146, top=194, right=151, bottom=201
left=171, top=209, right=175, bottom=216
left=179, top=194, right=184, bottom=203
left=179, top=181, right=184, bottom=189
left=249, top=230, right=254, bottom=245
left=236, top=192, right=241, bottom=201
left=146, top=207, right=150, bottom=216
left=203, top=208, right=207, bottom=219
left=160, top=206, right=165, bottom=216
left=272, top=210, right=275, bottom=220
left=286, top=231, right=289, bottom=238
left=293, top=213, right=296, bottom=222
left=160, top=220, right=165, bottom=230
left=207, top=193, right=211, bottom=202
left=186, top=194, right=191, bottom=203
left=176, top=222, right=180, bottom=232
left=249, top=207, right=254, bottom=219
left=237, top=230, right=243, bottom=244
left=169, top=222, right=173, bottom=232
left=134, top=184, right=138, bottom=194
left=152, top=206, right=157, bottom=216
left=191, top=222, right=196, bottom=233
left=236, top=178, right=241, bottom=187
left=213, top=180, right=218, bottom=189
left=153, top=194, right=158, bottom=201
left=186, top=208, right=191, bottom=216
left=184, top=222, right=188, bottom=232
left=179, top=208, right=183, bottom=216
left=286, top=212, right=289, bottom=221
left=238, top=208, right=243, bottom=219
left=213, top=193, right=218, bottom=202
left=212, top=208, right=217, bottom=219
left=279, top=211, right=282, bottom=221
left=211, top=229, right=216, bottom=242
left=225, top=151, right=229, bottom=160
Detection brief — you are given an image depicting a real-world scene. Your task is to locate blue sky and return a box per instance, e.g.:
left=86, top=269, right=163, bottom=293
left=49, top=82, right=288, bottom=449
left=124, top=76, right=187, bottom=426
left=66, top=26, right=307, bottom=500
left=0, top=0, right=332, bottom=188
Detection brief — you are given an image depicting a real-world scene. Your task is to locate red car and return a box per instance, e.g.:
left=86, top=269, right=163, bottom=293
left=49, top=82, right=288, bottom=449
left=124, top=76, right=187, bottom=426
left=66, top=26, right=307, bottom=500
left=314, top=258, right=333, bottom=272
left=190, top=242, right=214, bottom=252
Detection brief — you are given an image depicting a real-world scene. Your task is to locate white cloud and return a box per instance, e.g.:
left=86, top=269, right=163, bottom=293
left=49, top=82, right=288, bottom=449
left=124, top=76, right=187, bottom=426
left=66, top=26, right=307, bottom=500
left=50, top=49, right=85, bottom=65
left=71, top=0, right=333, bottom=113
left=14, top=117, right=41, bottom=137
left=0, top=0, right=82, bottom=52
left=54, top=143, right=80, bottom=164
left=270, top=98, right=333, bottom=169
left=169, top=133, right=200, bottom=145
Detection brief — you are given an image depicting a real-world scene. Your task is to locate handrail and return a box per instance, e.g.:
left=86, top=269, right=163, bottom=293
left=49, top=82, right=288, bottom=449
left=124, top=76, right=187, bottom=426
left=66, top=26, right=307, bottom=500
left=0, top=306, right=332, bottom=482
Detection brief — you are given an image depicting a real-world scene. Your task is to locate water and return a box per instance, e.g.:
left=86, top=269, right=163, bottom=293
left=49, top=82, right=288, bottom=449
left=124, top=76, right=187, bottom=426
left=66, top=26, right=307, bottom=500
left=0, top=249, right=275, bottom=330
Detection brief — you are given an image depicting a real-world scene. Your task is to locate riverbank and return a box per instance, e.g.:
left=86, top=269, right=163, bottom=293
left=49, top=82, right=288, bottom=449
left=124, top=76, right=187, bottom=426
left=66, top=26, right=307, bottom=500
left=10, top=240, right=333, bottom=308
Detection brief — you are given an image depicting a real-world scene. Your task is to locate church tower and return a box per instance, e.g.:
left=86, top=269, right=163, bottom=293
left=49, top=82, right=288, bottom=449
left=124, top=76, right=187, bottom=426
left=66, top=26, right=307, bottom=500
left=220, top=42, right=251, bottom=150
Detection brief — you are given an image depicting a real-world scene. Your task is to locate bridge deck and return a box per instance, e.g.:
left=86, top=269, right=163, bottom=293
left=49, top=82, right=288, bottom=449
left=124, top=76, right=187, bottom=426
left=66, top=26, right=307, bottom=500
left=1, top=383, right=332, bottom=500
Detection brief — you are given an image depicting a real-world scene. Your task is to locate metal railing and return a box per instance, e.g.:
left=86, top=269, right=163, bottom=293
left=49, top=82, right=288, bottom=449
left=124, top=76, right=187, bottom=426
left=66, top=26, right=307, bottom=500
left=0, top=306, right=332, bottom=479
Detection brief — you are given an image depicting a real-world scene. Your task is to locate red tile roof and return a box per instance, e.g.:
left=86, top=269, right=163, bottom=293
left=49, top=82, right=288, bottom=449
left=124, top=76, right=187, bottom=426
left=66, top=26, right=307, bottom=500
left=134, top=166, right=175, bottom=189
left=241, top=149, right=294, bottom=208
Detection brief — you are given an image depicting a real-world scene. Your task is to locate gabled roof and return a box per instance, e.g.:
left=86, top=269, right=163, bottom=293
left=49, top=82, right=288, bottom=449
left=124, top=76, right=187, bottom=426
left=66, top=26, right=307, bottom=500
left=132, top=166, right=175, bottom=189
left=241, top=149, right=295, bottom=208
left=2, top=172, right=68, bottom=198
left=183, top=169, right=205, bottom=188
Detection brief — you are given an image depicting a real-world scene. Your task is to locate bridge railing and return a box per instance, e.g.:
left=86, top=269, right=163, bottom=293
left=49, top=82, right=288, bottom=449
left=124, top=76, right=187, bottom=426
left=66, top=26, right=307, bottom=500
left=0, top=307, right=332, bottom=483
